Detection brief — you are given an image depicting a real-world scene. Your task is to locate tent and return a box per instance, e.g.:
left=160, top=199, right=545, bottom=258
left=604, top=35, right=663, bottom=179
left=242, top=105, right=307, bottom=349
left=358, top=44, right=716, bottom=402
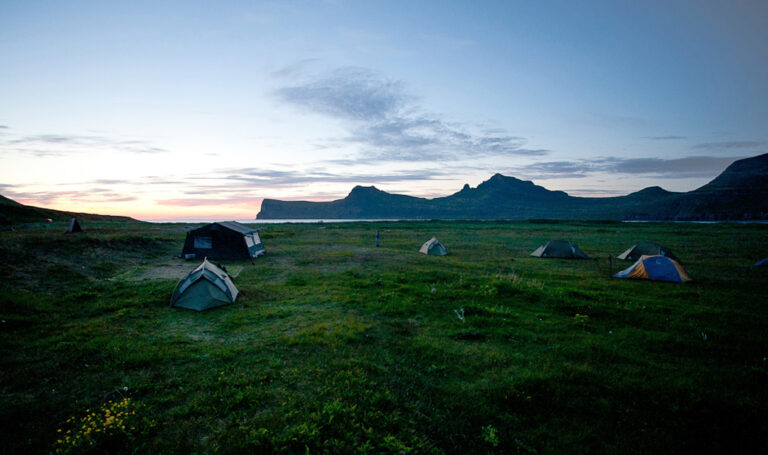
left=170, top=258, right=238, bottom=311
left=66, top=218, right=83, bottom=234
left=613, top=255, right=691, bottom=283
left=182, top=221, right=264, bottom=260
left=755, top=257, right=768, bottom=267
left=419, top=237, right=448, bottom=256
left=530, top=240, right=588, bottom=259
left=617, top=241, right=679, bottom=262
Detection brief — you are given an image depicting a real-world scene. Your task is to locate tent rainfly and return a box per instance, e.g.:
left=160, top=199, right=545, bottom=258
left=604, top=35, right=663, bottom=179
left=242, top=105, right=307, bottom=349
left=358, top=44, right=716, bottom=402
left=182, top=221, right=264, bottom=260
left=617, top=241, right=679, bottom=262
left=170, top=258, right=238, bottom=311
left=613, top=255, right=691, bottom=283
left=419, top=237, right=448, bottom=256
left=66, top=218, right=83, bottom=234
left=755, top=257, right=768, bottom=267
left=530, top=240, right=588, bottom=259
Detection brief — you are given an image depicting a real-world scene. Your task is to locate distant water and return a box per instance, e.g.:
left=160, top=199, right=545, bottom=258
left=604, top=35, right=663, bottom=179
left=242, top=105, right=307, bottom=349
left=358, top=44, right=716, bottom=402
left=144, top=219, right=406, bottom=224
left=144, top=218, right=768, bottom=224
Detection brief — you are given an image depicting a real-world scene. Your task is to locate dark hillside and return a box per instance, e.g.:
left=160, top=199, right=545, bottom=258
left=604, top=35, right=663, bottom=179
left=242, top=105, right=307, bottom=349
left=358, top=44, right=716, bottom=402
left=0, top=194, right=138, bottom=225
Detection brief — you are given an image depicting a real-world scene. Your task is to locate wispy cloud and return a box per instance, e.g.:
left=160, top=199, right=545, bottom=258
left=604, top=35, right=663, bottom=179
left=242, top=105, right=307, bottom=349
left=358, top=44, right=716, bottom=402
left=3, top=188, right=138, bottom=205
left=223, top=168, right=446, bottom=187
left=155, top=197, right=264, bottom=207
left=275, top=66, right=547, bottom=163
left=563, top=188, right=628, bottom=196
left=643, top=135, right=687, bottom=140
left=693, top=140, right=766, bottom=150
left=0, top=130, right=169, bottom=157
left=510, top=155, right=742, bottom=180
left=277, top=67, right=407, bottom=122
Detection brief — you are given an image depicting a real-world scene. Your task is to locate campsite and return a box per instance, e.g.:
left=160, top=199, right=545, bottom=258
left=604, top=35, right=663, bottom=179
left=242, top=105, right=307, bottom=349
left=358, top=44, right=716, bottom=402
left=1, top=219, right=766, bottom=454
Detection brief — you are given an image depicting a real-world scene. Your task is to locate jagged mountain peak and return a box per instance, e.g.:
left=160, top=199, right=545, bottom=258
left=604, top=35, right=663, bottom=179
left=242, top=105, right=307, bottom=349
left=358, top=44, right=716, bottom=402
left=256, top=155, right=768, bottom=220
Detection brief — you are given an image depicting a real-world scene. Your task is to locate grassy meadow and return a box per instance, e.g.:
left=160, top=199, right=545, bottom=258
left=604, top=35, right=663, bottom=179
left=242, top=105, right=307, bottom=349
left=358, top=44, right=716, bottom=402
left=1, top=220, right=767, bottom=454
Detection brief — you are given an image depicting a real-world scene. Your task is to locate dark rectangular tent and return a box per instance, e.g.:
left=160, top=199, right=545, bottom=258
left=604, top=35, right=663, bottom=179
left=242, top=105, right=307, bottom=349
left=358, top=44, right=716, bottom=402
left=181, top=221, right=265, bottom=260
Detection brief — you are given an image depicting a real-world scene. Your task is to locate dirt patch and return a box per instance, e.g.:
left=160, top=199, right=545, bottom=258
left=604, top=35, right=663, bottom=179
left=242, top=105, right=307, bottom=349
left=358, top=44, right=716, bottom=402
left=122, top=259, right=245, bottom=281
left=121, top=259, right=197, bottom=281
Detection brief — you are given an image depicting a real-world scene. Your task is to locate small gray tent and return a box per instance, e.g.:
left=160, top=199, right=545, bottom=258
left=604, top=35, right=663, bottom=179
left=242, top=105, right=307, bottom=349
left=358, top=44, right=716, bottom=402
left=530, top=240, right=588, bottom=259
left=182, top=221, right=264, bottom=260
left=419, top=237, right=448, bottom=256
left=617, top=241, right=679, bottom=262
left=170, top=259, right=238, bottom=311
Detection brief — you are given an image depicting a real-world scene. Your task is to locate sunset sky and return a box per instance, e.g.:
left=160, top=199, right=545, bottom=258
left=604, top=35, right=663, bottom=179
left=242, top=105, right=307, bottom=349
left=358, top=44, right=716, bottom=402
left=1, top=0, right=767, bottom=221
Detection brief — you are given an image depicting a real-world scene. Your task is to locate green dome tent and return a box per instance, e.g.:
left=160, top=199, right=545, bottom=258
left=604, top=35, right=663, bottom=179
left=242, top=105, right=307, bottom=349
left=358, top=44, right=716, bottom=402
left=419, top=237, right=448, bottom=255
left=530, top=240, right=589, bottom=259
left=170, top=259, right=238, bottom=311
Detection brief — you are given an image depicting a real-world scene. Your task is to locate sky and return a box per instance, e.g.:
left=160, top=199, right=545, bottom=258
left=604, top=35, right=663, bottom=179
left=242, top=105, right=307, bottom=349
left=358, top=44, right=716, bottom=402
left=1, top=0, right=767, bottom=221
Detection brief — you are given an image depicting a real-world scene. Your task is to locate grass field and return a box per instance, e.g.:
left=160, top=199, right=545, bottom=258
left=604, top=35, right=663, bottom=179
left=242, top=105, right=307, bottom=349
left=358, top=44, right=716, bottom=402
left=1, top=220, right=767, bottom=454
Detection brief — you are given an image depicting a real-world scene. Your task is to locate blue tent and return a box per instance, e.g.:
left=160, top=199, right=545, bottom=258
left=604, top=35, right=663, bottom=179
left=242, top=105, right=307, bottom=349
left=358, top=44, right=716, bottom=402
left=613, top=255, right=691, bottom=283
left=756, top=257, right=768, bottom=267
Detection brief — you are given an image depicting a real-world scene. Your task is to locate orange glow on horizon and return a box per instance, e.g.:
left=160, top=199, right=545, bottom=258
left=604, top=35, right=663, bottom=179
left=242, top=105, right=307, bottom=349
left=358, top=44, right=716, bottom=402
left=13, top=197, right=263, bottom=222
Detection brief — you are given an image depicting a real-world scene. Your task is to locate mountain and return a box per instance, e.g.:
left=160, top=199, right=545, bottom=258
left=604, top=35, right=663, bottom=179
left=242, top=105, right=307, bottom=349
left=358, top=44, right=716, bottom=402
left=257, top=153, right=768, bottom=221
left=0, top=195, right=138, bottom=225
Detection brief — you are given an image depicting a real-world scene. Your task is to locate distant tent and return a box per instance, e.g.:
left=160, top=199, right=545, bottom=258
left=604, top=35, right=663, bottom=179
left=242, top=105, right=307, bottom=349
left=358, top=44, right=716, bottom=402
left=617, top=241, right=679, bottom=262
left=182, top=221, right=264, bottom=260
left=613, top=255, right=691, bottom=283
left=755, top=257, right=768, bottom=267
left=170, top=258, right=238, bottom=311
left=419, top=237, right=448, bottom=256
left=530, top=240, right=588, bottom=259
left=66, top=218, right=83, bottom=234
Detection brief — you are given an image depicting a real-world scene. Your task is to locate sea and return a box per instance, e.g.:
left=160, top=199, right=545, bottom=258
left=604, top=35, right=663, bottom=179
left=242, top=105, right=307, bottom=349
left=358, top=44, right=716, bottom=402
left=144, top=219, right=405, bottom=224
left=144, top=219, right=768, bottom=224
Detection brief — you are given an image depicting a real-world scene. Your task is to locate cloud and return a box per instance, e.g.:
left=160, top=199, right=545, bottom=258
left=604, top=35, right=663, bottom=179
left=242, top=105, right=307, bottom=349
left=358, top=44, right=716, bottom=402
left=509, top=161, right=594, bottom=179
left=217, top=167, right=448, bottom=188
left=275, top=66, right=547, bottom=162
left=0, top=131, right=169, bottom=157
left=3, top=164, right=450, bottom=211
left=2, top=187, right=139, bottom=205
left=510, top=155, right=742, bottom=180
left=605, top=156, right=740, bottom=176
left=643, top=135, right=687, bottom=140
left=0, top=183, right=16, bottom=193
left=563, top=188, right=629, bottom=196
left=270, top=59, right=322, bottom=79
left=155, top=197, right=264, bottom=207
left=276, top=67, right=406, bottom=121
left=693, top=140, right=766, bottom=150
